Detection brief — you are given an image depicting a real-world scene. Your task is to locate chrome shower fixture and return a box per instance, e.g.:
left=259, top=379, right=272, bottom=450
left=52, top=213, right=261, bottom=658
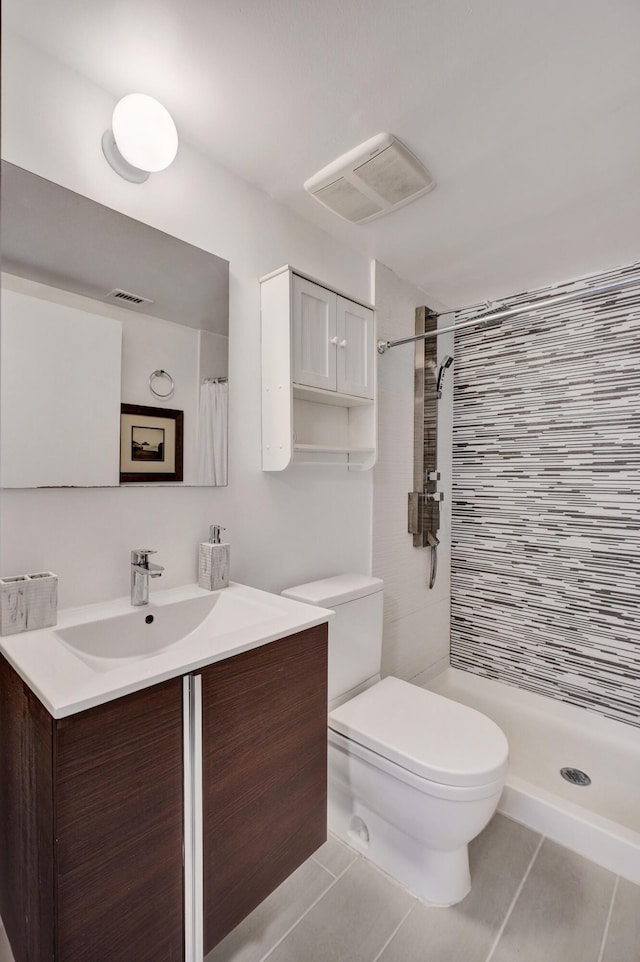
left=436, top=355, right=454, bottom=397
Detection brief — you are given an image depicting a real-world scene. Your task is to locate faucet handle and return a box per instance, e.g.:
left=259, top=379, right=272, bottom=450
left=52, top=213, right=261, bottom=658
left=131, top=549, right=156, bottom=565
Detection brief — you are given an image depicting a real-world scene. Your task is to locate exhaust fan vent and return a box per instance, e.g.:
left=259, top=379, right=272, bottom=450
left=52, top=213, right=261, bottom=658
left=105, top=288, right=154, bottom=307
left=304, top=134, right=435, bottom=224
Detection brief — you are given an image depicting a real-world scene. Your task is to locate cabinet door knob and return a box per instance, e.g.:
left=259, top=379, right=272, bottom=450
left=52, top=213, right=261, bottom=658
left=339, top=339, right=347, bottom=348
left=330, top=336, right=339, bottom=345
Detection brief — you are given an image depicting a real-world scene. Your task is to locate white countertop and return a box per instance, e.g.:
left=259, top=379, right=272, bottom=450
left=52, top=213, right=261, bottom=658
left=0, top=582, right=332, bottom=719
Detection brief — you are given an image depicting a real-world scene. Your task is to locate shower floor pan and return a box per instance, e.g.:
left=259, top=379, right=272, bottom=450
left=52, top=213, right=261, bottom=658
left=427, top=667, right=640, bottom=883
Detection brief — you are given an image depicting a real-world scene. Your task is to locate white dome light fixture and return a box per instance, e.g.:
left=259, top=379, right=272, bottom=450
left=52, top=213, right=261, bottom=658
left=102, top=94, right=179, bottom=183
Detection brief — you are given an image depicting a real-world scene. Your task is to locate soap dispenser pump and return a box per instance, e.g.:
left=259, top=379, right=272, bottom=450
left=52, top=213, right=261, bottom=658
left=198, top=523, right=230, bottom=590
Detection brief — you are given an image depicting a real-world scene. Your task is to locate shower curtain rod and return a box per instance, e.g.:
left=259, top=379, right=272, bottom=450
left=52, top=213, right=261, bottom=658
left=376, top=273, right=640, bottom=354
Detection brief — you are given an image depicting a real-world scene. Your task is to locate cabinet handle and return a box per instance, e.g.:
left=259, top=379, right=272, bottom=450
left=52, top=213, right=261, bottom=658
left=339, top=339, right=347, bottom=348
left=330, top=336, right=339, bottom=345
left=184, top=675, right=203, bottom=962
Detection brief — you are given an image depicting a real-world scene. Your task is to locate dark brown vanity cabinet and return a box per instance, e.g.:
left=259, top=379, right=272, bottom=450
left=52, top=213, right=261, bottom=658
left=0, top=623, right=328, bottom=962
left=201, top=624, right=328, bottom=952
left=0, top=662, right=185, bottom=962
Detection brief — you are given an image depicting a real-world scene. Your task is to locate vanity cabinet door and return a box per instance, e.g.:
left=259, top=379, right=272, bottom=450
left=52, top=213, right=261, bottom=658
left=0, top=661, right=184, bottom=962
left=201, top=624, right=328, bottom=953
left=0, top=655, right=55, bottom=962
left=54, top=678, right=185, bottom=962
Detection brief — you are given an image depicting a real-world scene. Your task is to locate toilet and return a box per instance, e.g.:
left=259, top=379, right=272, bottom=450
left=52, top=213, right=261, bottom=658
left=282, top=574, right=509, bottom=906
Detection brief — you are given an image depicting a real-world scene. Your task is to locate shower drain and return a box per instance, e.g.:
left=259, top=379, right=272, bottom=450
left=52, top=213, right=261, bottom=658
left=560, top=767, right=591, bottom=786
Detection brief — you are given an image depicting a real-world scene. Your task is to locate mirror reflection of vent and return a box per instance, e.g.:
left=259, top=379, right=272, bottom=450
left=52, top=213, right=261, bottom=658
left=105, top=288, right=154, bottom=307
left=304, top=134, right=435, bottom=224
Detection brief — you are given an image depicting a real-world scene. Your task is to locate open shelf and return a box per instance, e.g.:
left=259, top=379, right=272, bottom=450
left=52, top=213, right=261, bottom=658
left=294, top=444, right=375, bottom=454
left=291, top=445, right=374, bottom=469
left=293, top=384, right=374, bottom=408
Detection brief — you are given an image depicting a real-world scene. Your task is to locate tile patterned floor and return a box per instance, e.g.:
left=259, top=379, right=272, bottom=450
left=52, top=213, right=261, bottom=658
left=1, top=814, right=638, bottom=962
left=206, top=815, right=640, bottom=962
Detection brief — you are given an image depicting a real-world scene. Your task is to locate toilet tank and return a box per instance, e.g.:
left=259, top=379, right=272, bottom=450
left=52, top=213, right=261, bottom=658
left=282, top=574, right=384, bottom=703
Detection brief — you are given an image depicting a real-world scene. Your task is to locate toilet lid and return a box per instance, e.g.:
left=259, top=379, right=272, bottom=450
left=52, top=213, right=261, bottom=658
left=328, top=677, right=509, bottom=788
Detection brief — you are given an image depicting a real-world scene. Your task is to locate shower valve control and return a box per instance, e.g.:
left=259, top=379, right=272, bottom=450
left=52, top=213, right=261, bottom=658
left=425, top=491, right=444, bottom=503
left=425, top=471, right=440, bottom=482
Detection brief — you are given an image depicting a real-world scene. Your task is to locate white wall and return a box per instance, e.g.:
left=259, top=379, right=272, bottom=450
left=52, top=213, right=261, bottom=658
left=0, top=32, right=373, bottom=608
left=373, top=262, right=453, bottom=683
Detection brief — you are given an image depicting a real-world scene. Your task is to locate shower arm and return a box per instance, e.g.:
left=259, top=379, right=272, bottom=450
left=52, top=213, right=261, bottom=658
left=376, top=273, right=640, bottom=354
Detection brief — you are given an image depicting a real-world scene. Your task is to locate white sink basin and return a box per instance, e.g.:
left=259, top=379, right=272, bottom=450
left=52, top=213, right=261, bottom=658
left=55, top=595, right=216, bottom=669
left=0, top=582, right=331, bottom=717
left=54, top=589, right=285, bottom=673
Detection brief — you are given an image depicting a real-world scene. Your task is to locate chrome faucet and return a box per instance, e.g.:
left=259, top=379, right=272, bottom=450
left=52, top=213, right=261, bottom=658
left=130, top=549, right=164, bottom=606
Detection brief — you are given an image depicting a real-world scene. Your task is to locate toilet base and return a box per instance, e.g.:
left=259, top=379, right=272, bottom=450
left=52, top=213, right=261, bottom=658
left=329, top=788, right=471, bottom=906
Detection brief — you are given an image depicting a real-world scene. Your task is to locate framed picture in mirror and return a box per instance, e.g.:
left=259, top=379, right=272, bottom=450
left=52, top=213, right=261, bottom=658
left=120, top=404, right=184, bottom=482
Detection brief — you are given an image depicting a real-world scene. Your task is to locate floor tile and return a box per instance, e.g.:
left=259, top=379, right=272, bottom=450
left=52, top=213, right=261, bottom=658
left=0, top=925, right=15, bottom=962
left=601, top=878, right=640, bottom=962
left=205, top=857, right=334, bottom=962
left=265, top=857, right=415, bottom=962
left=491, top=838, right=616, bottom=962
left=378, top=813, right=541, bottom=962
left=312, top=835, right=357, bottom=878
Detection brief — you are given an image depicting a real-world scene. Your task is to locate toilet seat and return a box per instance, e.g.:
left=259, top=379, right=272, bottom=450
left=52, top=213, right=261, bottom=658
left=328, top=676, right=509, bottom=789
left=328, top=728, right=505, bottom=802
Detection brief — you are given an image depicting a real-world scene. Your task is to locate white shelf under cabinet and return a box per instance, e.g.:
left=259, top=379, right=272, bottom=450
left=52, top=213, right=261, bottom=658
left=293, top=383, right=373, bottom=407
left=294, top=444, right=375, bottom=454
left=292, top=446, right=375, bottom=469
left=261, top=265, right=377, bottom=471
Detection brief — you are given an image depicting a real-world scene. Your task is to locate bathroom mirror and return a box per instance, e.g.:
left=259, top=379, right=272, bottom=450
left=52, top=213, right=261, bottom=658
left=0, top=161, right=230, bottom=488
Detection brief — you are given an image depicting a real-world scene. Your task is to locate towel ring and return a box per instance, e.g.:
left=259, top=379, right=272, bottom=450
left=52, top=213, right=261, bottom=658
left=149, top=369, right=175, bottom=399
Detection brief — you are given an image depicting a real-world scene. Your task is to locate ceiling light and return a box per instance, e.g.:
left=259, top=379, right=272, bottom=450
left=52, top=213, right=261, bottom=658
left=102, top=94, right=179, bottom=183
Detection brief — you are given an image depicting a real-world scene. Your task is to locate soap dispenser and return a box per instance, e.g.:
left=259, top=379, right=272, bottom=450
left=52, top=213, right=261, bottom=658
left=198, top=524, right=230, bottom=590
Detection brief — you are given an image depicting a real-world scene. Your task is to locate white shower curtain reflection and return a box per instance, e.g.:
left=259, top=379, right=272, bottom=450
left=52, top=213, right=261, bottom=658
left=197, top=380, right=228, bottom=485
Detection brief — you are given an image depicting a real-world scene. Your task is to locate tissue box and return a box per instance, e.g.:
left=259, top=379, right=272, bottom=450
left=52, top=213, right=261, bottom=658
left=0, top=572, right=58, bottom=635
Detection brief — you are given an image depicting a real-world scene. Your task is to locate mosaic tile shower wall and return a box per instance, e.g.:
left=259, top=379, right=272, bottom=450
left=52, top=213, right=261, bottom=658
left=450, top=264, right=640, bottom=726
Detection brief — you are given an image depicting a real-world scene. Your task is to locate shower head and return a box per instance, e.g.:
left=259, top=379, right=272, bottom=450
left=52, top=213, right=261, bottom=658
left=436, top=355, right=454, bottom=397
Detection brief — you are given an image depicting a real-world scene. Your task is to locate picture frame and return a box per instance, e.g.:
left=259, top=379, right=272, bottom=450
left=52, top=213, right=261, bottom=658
left=120, top=404, right=183, bottom=483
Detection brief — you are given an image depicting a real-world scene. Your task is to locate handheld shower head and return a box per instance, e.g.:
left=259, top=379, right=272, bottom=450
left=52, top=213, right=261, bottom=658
left=436, top=355, right=454, bottom=396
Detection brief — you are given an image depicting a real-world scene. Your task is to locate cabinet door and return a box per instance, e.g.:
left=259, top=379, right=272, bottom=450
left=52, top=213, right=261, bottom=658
left=292, top=275, right=337, bottom=390
left=201, top=626, right=328, bottom=953
left=336, top=296, right=374, bottom=399
left=0, top=655, right=55, bottom=962
left=54, top=678, right=184, bottom=962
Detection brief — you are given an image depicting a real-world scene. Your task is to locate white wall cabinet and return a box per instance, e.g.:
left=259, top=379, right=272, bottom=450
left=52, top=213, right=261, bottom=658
left=261, top=266, right=376, bottom=470
left=291, top=276, right=373, bottom=400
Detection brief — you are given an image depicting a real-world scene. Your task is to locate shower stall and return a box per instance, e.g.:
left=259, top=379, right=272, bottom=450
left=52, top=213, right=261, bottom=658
left=377, top=262, right=640, bottom=883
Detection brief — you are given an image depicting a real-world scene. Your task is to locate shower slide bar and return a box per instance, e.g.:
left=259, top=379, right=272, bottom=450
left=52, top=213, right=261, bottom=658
left=377, top=273, right=640, bottom=354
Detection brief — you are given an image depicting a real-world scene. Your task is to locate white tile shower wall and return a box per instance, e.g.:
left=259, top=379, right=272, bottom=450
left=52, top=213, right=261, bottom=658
left=0, top=32, right=373, bottom=607
left=451, top=262, right=640, bottom=727
left=373, top=262, right=453, bottom=682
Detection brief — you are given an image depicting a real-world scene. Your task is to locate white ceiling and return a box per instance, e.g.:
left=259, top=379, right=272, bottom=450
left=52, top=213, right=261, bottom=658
left=5, top=0, right=640, bottom=307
